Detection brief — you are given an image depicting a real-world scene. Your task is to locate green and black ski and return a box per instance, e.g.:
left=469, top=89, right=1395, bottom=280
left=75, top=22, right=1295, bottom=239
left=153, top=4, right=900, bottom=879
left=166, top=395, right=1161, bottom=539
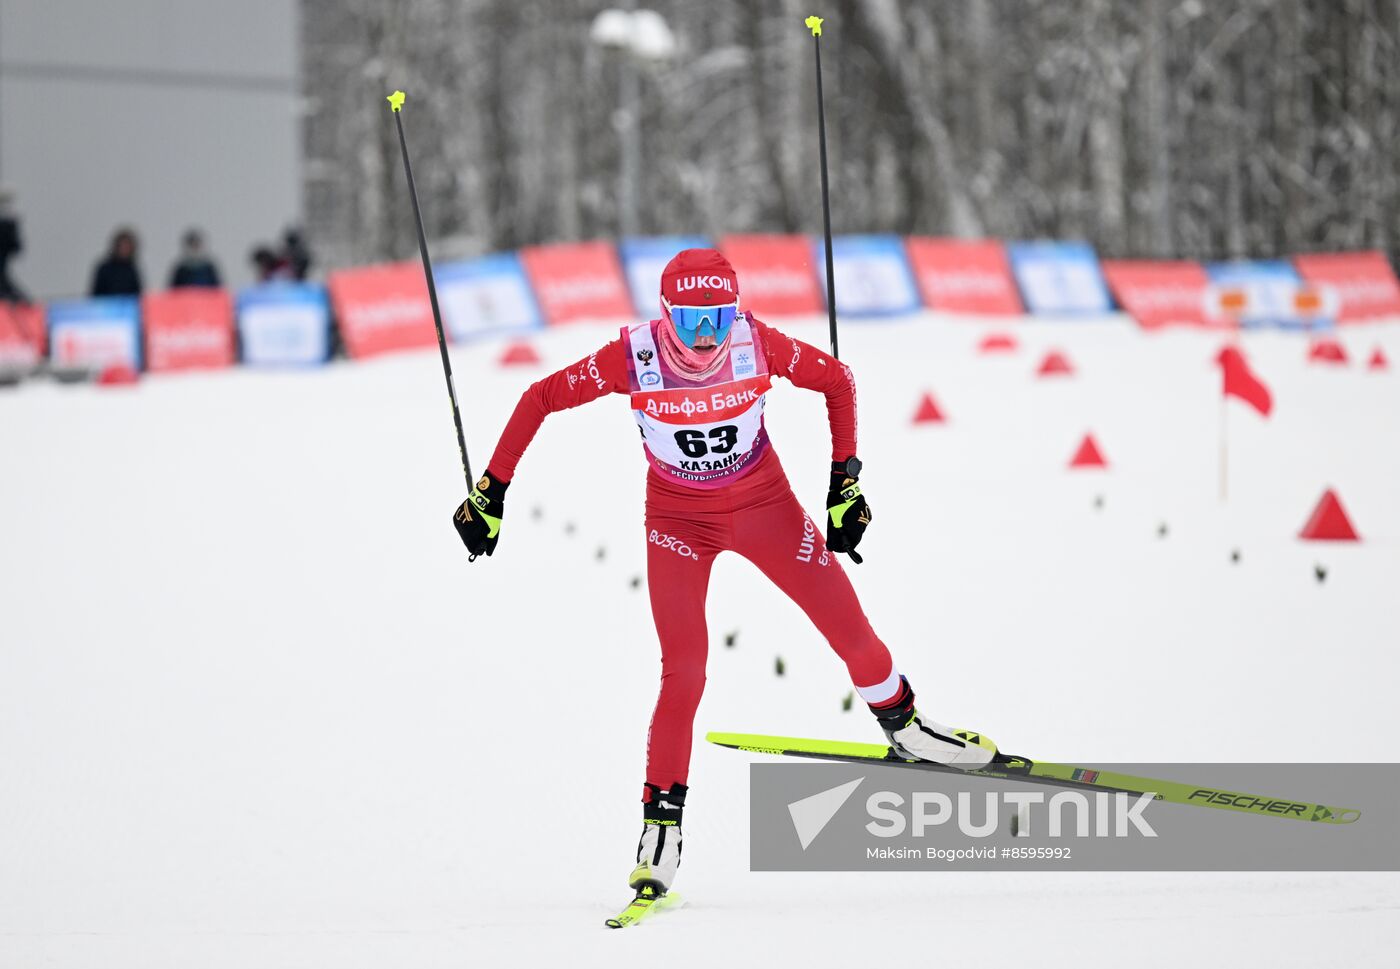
left=605, top=885, right=683, bottom=929
left=707, top=732, right=1361, bottom=825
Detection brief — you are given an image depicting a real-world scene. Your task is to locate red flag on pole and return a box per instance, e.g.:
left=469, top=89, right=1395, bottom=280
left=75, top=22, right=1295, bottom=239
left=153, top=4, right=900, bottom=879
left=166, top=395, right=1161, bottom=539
left=1216, top=346, right=1272, bottom=417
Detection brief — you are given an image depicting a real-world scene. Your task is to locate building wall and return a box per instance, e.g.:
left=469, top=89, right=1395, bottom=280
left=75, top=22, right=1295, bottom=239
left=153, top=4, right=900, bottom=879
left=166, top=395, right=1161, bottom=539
left=0, top=0, right=301, bottom=299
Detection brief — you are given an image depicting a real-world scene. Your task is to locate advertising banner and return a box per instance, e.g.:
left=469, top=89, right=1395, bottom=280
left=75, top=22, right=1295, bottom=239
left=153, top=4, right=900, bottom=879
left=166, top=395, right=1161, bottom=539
left=47, top=297, right=142, bottom=371
left=1101, top=260, right=1214, bottom=328
left=236, top=283, right=331, bottom=367
left=0, top=301, right=46, bottom=368
left=1292, top=251, right=1400, bottom=322
left=437, top=252, right=542, bottom=342
left=620, top=236, right=711, bottom=317
left=718, top=234, right=823, bottom=317
left=519, top=241, right=633, bottom=325
left=905, top=237, right=1023, bottom=315
left=1007, top=241, right=1113, bottom=315
left=811, top=235, right=920, bottom=317
left=327, top=261, right=436, bottom=359
left=1205, top=261, right=1316, bottom=328
left=142, top=288, right=236, bottom=372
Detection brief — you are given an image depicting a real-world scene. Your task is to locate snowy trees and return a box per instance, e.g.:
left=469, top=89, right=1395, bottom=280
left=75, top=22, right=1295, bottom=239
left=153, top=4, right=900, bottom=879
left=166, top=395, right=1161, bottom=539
left=302, top=0, right=1400, bottom=269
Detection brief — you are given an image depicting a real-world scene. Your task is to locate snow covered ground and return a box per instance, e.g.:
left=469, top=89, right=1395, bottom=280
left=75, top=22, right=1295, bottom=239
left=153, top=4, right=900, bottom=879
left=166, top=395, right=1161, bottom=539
left=2, top=311, right=1398, bottom=967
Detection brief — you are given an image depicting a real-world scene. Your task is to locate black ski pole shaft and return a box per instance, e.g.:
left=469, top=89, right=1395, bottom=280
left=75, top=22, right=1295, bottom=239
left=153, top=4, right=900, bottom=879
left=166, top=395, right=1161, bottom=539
left=806, top=15, right=840, bottom=360
left=386, top=89, right=473, bottom=488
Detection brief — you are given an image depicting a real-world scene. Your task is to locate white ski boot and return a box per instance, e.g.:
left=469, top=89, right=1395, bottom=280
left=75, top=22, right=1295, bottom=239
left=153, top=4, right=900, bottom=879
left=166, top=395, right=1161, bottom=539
left=869, top=676, right=997, bottom=770
left=627, top=782, right=685, bottom=894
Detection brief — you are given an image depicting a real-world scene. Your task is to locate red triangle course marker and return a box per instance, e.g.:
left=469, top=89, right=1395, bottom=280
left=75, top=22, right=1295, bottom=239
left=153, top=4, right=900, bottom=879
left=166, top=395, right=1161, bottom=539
left=911, top=391, right=945, bottom=424
left=1368, top=346, right=1389, bottom=371
left=978, top=333, right=1018, bottom=354
left=1298, top=488, right=1360, bottom=541
left=498, top=341, right=542, bottom=366
left=97, top=364, right=139, bottom=386
left=1307, top=339, right=1348, bottom=365
left=1068, top=433, right=1107, bottom=469
left=1037, top=350, right=1074, bottom=377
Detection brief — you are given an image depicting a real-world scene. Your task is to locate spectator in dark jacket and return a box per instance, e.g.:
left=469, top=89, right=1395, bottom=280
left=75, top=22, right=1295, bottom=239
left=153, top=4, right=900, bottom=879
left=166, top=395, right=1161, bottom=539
left=281, top=227, right=312, bottom=281
left=169, top=229, right=221, bottom=288
left=0, top=188, right=28, bottom=304
left=90, top=228, right=142, bottom=297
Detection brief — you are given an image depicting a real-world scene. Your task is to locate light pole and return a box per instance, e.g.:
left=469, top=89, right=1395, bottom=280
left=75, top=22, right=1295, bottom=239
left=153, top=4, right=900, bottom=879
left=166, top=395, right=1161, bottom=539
left=589, top=7, right=676, bottom=239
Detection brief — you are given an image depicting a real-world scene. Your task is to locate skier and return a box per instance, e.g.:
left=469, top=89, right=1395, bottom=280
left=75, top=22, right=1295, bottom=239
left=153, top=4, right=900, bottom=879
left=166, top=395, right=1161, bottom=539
left=453, top=248, right=997, bottom=901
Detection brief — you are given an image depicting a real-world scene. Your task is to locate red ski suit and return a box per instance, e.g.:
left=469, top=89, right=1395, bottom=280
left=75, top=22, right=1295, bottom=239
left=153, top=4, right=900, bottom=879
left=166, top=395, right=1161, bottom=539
left=487, top=317, right=896, bottom=787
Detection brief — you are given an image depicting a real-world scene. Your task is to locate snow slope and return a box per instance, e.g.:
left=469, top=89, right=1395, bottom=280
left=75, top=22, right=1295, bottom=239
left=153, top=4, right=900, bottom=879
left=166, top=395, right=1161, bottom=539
left=2, top=312, right=1398, bottom=967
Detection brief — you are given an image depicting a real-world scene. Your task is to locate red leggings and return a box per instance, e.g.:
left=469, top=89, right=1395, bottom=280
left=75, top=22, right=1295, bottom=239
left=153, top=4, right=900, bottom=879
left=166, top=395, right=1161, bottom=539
left=642, top=451, right=895, bottom=788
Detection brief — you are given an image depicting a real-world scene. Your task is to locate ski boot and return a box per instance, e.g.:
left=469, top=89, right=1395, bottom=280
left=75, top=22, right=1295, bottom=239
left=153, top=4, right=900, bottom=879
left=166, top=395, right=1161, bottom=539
left=869, top=676, right=997, bottom=770
left=628, top=781, right=685, bottom=892
left=607, top=782, right=686, bottom=928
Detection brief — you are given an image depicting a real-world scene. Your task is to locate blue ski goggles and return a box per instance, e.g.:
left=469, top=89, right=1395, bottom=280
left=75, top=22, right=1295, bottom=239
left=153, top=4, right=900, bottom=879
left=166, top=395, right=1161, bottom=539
left=666, top=302, right=738, bottom=348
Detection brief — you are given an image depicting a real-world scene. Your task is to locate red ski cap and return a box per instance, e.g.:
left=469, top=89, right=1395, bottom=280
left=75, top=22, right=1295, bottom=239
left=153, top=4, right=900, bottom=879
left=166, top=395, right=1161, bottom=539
left=660, top=248, right=739, bottom=308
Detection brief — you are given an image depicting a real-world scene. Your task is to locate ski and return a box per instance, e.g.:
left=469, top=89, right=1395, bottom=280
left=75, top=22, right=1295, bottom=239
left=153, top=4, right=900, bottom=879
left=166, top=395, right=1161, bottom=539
left=706, top=732, right=1361, bottom=825
left=605, top=886, right=683, bottom=929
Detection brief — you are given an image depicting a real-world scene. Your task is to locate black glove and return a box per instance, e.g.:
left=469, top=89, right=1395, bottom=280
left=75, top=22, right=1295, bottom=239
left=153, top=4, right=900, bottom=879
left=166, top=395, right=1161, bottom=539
left=825, top=461, right=872, bottom=564
left=452, top=471, right=508, bottom=558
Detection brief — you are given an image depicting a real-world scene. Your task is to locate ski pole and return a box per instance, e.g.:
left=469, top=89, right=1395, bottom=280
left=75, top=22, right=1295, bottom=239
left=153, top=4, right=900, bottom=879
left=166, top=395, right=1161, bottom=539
left=805, top=15, right=840, bottom=360
left=385, top=89, right=474, bottom=488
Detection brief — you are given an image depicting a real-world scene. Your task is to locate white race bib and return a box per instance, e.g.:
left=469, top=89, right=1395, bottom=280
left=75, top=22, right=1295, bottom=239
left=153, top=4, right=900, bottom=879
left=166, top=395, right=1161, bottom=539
left=624, top=315, right=771, bottom=484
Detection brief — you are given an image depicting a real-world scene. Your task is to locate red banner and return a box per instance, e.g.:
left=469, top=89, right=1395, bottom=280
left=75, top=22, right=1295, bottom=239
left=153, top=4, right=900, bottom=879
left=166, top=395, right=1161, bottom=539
left=519, top=242, right=633, bottom=325
left=328, top=262, right=436, bottom=359
left=0, top=301, right=45, bottom=366
left=1101, top=260, right=1213, bottom=328
left=1293, top=251, right=1400, bottom=322
left=718, top=234, right=823, bottom=316
left=904, top=237, right=1022, bottom=315
left=142, top=289, right=235, bottom=372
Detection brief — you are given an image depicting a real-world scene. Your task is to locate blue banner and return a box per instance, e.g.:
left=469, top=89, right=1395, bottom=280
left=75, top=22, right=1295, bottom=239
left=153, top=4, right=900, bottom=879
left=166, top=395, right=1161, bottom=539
left=1206, top=260, right=1320, bottom=329
left=236, top=283, right=331, bottom=366
left=620, top=236, right=712, bottom=317
left=47, top=297, right=142, bottom=371
left=1007, top=241, right=1113, bottom=315
left=811, top=235, right=921, bottom=317
left=437, top=252, right=543, bottom=341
